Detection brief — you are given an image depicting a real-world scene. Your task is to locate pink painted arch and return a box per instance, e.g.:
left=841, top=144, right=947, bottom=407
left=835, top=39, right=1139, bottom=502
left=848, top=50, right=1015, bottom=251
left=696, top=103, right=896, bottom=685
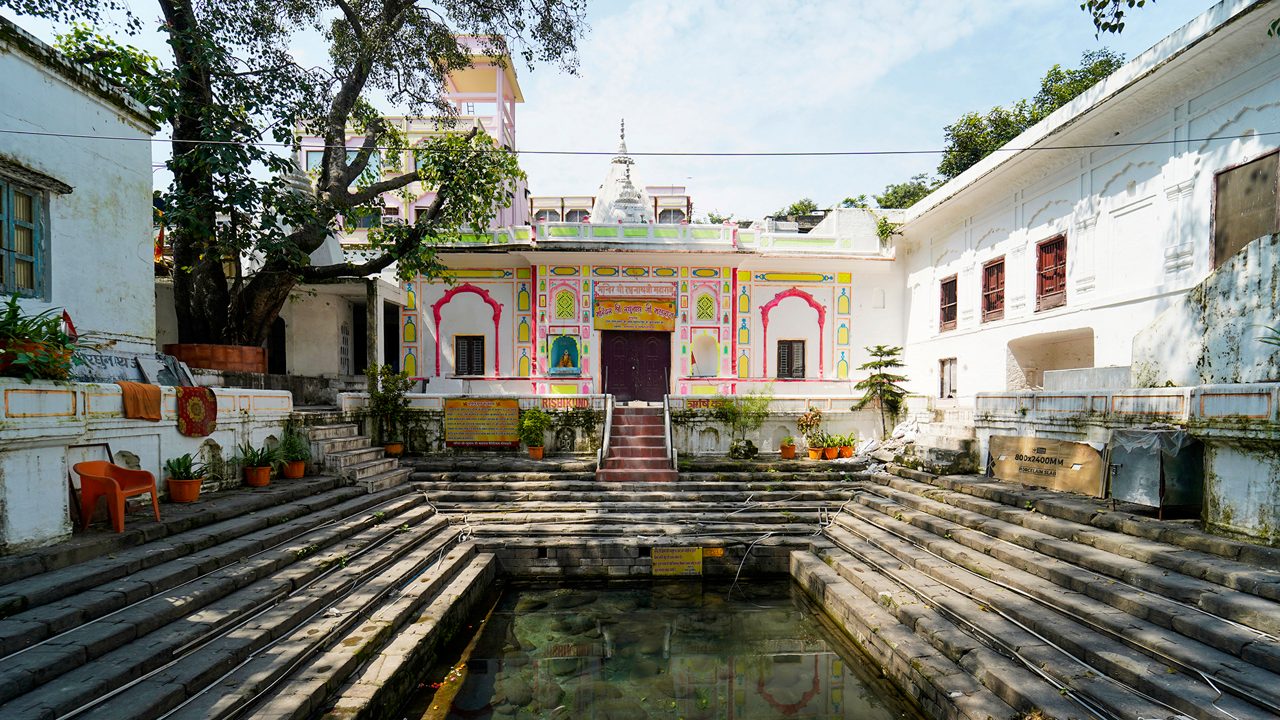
left=760, top=287, right=826, bottom=378
left=431, top=283, right=503, bottom=376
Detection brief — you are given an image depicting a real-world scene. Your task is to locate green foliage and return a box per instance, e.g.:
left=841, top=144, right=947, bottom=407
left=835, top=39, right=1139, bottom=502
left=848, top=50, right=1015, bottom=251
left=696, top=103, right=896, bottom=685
left=53, top=24, right=170, bottom=122
left=874, top=174, right=938, bottom=209
left=781, top=435, right=795, bottom=447
left=704, top=210, right=734, bottom=224
left=853, top=345, right=909, bottom=438
left=711, top=390, right=771, bottom=441
left=938, top=49, right=1125, bottom=179
left=796, top=407, right=824, bottom=446
left=1081, top=0, right=1150, bottom=35
left=728, top=438, right=758, bottom=460
left=163, top=453, right=206, bottom=480
left=235, top=442, right=279, bottom=468
left=1260, top=325, right=1280, bottom=349
left=876, top=216, right=901, bottom=242
left=278, top=430, right=311, bottom=462
left=774, top=198, right=820, bottom=217
left=840, top=195, right=870, bottom=209
left=518, top=407, right=552, bottom=448
left=366, top=364, right=413, bottom=444
left=0, top=294, right=82, bottom=381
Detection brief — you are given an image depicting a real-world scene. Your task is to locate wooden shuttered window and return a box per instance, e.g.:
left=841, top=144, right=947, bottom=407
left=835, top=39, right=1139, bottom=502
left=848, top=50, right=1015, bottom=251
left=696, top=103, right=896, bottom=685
left=1214, top=150, right=1279, bottom=268
left=0, top=180, right=44, bottom=297
left=939, top=275, right=958, bottom=331
left=454, top=335, right=485, bottom=376
left=1036, top=235, right=1067, bottom=311
left=981, top=257, right=1005, bottom=322
left=776, top=340, right=805, bottom=379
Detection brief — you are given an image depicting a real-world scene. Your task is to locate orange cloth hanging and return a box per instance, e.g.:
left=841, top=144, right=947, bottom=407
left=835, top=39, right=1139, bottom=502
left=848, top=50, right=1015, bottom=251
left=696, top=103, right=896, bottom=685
left=117, top=381, right=162, bottom=422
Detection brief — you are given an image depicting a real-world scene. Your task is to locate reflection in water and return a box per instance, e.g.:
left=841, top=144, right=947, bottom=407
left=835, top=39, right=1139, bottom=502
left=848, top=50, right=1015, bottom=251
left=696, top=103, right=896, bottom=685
left=422, top=579, right=920, bottom=720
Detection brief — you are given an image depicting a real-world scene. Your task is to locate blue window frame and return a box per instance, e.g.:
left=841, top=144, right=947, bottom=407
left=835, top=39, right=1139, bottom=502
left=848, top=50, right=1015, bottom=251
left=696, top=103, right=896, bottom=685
left=0, top=179, right=45, bottom=297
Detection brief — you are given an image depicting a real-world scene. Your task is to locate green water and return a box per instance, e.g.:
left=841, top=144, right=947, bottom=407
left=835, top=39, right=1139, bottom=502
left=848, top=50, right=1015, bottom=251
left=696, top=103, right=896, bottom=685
left=417, top=579, right=923, bottom=720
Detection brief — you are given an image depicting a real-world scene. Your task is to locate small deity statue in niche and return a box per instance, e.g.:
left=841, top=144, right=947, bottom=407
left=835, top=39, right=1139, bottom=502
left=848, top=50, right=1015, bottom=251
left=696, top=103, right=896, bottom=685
left=558, top=349, right=574, bottom=368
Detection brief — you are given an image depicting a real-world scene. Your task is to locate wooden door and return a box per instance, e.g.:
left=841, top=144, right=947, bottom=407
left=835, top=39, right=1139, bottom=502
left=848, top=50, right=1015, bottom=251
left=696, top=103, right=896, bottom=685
left=601, top=331, right=670, bottom=402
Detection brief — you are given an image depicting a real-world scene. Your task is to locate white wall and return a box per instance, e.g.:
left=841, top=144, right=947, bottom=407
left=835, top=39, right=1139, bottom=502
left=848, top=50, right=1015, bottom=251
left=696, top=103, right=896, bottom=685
left=898, top=4, right=1280, bottom=404
left=0, top=26, right=157, bottom=353
left=279, top=292, right=351, bottom=376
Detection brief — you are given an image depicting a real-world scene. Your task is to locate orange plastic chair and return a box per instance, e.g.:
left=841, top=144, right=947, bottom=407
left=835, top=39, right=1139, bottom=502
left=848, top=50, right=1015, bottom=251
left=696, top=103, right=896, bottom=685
left=73, top=461, right=161, bottom=533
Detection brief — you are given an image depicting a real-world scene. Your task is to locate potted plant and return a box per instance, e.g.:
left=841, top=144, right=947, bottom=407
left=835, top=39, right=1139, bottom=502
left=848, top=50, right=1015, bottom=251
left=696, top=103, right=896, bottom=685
left=797, top=407, right=823, bottom=460
left=0, top=294, right=80, bottom=382
left=780, top=435, right=796, bottom=460
left=838, top=433, right=856, bottom=458
left=519, top=407, right=552, bottom=460
left=163, top=453, right=206, bottom=503
left=278, top=431, right=311, bottom=479
left=237, top=442, right=278, bottom=487
left=822, top=433, right=840, bottom=460
left=366, top=364, right=412, bottom=456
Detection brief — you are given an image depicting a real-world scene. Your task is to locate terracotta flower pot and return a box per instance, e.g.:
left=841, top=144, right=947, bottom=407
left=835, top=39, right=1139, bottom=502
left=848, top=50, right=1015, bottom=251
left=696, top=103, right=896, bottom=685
left=383, top=442, right=404, bottom=457
left=166, top=477, right=203, bottom=503
left=243, top=466, right=271, bottom=487
left=282, top=460, right=306, bottom=479
left=823, top=447, right=839, bottom=460
left=780, top=444, right=796, bottom=459
left=839, top=445, right=854, bottom=458
left=528, top=446, right=544, bottom=460
left=807, top=447, right=822, bottom=460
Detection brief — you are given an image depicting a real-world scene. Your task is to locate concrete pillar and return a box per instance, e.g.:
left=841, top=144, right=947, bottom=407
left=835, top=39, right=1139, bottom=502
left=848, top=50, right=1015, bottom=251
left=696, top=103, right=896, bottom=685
left=366, top=279, right=383, bottom=369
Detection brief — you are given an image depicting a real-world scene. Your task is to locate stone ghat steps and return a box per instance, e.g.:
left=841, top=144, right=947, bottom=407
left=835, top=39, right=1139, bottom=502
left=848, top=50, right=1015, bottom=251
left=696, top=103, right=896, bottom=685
left=404, top=456, right=597, bottom=473
left=811, top=479, right=1280, bottom=719
left=0, top=484, right=492, bottom=720
left=458, top=520, right=818, bottom=539
left=423, top=489, right=856, bottom=504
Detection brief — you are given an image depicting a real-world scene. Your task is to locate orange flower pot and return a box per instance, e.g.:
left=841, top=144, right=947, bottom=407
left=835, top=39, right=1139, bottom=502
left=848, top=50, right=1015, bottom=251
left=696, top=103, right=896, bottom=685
left=243, top=466, right=271, bottom=487
left=839, top=446, right=854, bottom=458
left=166, top=477, right=203, bottom=503
left=807, top=448, right=822, bottom=460
left=528, top=446, right=544, bottom=460
left=780, top=445, right=796, bottom=459
left=282, top=460, right=306, bottom=479
left=823, top=447, right=839, bottom=460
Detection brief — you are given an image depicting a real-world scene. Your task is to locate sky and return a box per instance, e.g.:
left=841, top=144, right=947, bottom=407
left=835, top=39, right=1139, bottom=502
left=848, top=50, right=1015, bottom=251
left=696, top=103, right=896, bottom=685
left=5, top=0, right=1219, bottom=220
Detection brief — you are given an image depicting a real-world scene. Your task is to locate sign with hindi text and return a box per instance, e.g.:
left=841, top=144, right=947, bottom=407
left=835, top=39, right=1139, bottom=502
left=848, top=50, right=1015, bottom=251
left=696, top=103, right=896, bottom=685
left=989, top=435, right=1105, bottom=496
left=444, top=398, right=519, bottom=448
left=652, top=547, right=703, bottom=576
left=594, top=299, right=677, bottom=332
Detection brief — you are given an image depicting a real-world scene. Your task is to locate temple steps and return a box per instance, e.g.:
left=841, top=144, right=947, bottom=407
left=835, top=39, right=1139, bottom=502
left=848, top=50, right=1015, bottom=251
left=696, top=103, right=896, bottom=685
left=0, top=481, right=489, bottom=720
left=802, top=466, right=1280, bottom=720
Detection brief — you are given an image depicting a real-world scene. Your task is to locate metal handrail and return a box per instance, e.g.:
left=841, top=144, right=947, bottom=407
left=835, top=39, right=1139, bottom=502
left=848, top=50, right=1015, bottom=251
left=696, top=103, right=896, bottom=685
left=663, top=393, right=677, bottom=470
left=598, top=393, right=614, bottom=466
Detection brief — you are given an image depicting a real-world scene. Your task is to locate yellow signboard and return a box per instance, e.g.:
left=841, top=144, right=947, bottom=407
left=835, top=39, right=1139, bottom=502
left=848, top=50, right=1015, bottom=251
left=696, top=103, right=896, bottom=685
left=444, top=398, right=519, bottom=448
left=652, top=547, right=703, bottom=576
left=593, top=299, right=677, bottom=332
left=989, top=435, right=1105, bottom=496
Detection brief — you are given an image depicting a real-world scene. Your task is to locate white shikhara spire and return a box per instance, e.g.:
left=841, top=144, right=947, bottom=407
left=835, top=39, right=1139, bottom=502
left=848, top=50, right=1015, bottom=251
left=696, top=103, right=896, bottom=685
left=591, top=119, right=652, bottom=224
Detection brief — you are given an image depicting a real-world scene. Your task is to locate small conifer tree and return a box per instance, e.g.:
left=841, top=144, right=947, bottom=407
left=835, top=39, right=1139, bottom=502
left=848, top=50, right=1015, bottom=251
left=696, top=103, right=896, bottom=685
left=852, top=345, right=908, bottom=438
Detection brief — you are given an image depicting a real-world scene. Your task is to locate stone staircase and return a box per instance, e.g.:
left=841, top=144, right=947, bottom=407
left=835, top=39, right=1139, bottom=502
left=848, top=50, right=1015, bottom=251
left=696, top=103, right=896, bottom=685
left=796, top=464, right=1280, bottom=720
left=596, top=405, right=677, bottom=482
left=411, top=456, right=862, bottom=541
left=308, top=422, right=412, bottom=493
left=0, top=477, right=493, bottom=720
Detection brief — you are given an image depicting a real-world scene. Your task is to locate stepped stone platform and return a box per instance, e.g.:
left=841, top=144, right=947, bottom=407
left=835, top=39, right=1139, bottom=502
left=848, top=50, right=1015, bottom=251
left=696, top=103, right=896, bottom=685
left=4, top=453, right=1279, bottom=720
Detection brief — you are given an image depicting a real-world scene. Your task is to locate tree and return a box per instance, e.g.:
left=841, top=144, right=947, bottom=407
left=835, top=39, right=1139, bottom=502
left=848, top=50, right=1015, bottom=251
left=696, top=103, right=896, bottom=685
left=774, top=197, right=819, bottom=217
left=937, top=49, right=1125, bottom=179
left=12, top=0, right=586, bottom=348
left=852, top=345, right=908, bottom=438
left=839, top=194, right=869, bottom=209
left=1083, top=1, right=1279, bottom=38
left=874, top=173, right=937, bottom=209
left=704, top=210, right=734, bottom=224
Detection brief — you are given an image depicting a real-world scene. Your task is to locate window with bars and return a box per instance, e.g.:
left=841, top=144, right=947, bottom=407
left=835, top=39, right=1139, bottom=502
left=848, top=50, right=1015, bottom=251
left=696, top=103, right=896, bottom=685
left=695, top=293, right=716, bottom=321
left=1036, top=235, right=1067, bottom=311
left=454, top=335, right=485, bottom=376
left=565, top=209, right=589, bottom=222
left=939, top=275, right=957, bottom=331
left=981, top=257, right=1005, bottom=322
left=1214, top=150, right=1279, bottom=268
left=0, top=180, right=43, bottom=297
left=554, top=290, right=576, bottom=320
left=776, top=340, right=805, bottom=379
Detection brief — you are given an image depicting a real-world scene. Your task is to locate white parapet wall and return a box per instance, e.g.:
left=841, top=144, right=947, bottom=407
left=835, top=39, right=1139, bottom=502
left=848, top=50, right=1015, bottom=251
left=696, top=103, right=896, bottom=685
left=667, top=395, right=889, bottom=455
left=975, top=383, right=1280, bottom=545
left=0, top=378, right=293, bottom=551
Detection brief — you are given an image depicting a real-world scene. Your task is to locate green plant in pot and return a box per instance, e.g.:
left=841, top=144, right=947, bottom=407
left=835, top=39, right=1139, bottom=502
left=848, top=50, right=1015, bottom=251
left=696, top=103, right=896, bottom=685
left=780, top=435, right=796, bottom=460
left=163, top=453, right=207, bottom=503
left=519, top=407, right=552, bottom=460
left=837, top=432, right=856, bottom=458
left=278, top=431, right=311, bottom=479
left=0, top=294, right=81, bottom=382
left=796, top=407, right=824, bottom=460
left=366, top=364, right=412, bottom=456
left=236, top=442, right=278, bottom=487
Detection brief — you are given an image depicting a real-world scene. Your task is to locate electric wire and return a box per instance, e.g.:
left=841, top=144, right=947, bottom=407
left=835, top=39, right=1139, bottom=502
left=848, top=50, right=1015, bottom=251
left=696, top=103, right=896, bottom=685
left=1, top=126, right=1278, bottom=157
